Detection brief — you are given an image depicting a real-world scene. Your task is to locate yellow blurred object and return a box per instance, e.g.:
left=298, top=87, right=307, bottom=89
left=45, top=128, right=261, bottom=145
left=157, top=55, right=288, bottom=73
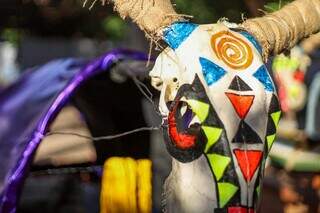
left=100, top=157, right=152, bottom=213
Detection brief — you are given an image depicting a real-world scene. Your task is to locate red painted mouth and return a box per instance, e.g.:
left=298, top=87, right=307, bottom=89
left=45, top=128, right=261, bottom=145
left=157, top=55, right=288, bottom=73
left=168, top=100, right=200, bottom=149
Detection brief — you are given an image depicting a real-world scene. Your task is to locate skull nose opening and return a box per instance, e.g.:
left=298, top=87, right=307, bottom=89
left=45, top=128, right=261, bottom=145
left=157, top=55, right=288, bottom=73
left=150, top=76, right=163, bottom=91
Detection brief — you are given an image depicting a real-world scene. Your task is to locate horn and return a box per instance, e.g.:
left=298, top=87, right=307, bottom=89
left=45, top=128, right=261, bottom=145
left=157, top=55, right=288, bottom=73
left=241, top=0, right=320, bottom=60
left=111, top=0, right=184, bottom=36
left=301, top=32, right=320, bottom=54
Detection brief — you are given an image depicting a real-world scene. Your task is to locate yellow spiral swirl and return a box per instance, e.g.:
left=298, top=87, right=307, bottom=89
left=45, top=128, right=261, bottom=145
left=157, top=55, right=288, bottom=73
left=211, top=31, right=253, bottom=70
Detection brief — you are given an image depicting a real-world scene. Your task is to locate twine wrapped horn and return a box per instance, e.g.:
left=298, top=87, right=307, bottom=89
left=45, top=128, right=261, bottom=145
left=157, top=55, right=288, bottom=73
left=241, top=0, right=320, bottom=60
left=301, top=32, right=320, bottom=54
left=111, top=0, right=183, bottom=37
left=112, top=0, right=320, bottom=58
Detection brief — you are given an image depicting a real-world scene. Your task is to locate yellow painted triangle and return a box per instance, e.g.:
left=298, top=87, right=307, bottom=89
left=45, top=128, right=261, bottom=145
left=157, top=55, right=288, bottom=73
left=217, top=182, right=238, bottom=208
left=186, top=99, right=209, bottom=123
left=267, top=134, right=276, bottom=150
left=202, top=126, right=223, bottom=153
left=271, top=111, right=281, bottom=128
left=207, top=154, right=231, bottom=181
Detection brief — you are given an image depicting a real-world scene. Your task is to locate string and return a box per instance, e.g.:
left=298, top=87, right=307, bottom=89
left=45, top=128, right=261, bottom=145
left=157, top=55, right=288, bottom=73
left=46, top=126, right=159, bottom=141
left=44, top=63, right=164, bottom=142
left=132, top=77, right=153, bottom=101
left=131, top=75, right=163, bottom=118
left=31, top=165, right=102, bottom=176
left=83, top=0, right=100, bottom=9
left=89, top=0, right=99, bottom=10
left=108, top=60, right=163, bottom=117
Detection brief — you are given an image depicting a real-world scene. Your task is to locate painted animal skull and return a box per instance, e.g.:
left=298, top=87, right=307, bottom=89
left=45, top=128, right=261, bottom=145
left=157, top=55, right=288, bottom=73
left=150, top=22, right=281, bottom=212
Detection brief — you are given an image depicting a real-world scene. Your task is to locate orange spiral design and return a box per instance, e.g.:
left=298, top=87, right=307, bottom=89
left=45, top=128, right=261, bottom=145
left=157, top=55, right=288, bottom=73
left=211, top=31, right=253, bottom=70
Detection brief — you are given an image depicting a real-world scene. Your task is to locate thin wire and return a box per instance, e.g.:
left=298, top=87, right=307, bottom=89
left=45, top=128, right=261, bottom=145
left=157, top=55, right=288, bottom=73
left=46, top=126, right=159, bottom=141
left=132, top=76, right=153, bottom=102
left=131, top=76, right=163, bottom=118
left=31, top=166, right=102, bottom=176
left=44, top=66, right=164, bottom=141
left=83, top=0, right=89, bottom=7
left=147, top=39, right=154, bottom=67
left=89, top=0, right=98, bottom=10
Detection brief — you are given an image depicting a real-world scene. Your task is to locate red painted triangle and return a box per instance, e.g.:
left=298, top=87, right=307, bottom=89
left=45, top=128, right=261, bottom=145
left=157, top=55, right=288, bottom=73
left=234, top=149, right=262, bottom=182
left=225, top=92, right=254, bottom=119
left=228, top=207, right=255, bottom=213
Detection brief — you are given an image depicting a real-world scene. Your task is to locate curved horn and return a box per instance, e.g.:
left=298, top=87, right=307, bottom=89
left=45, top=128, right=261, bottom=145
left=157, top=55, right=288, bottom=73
left=300, top=32, right=320, bottom=54
left=241, top=0, right=320, bottom=60
left=111, top=0, right=183, bottom=36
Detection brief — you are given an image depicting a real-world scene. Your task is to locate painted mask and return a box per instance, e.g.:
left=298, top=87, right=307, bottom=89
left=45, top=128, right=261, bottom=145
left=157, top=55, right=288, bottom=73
left=150, top=22, right=281, bottom=212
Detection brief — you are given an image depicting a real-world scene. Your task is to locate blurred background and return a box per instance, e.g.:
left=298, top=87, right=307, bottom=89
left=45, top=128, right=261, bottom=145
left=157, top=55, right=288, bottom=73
left=0, top=0, right=320, bottom=213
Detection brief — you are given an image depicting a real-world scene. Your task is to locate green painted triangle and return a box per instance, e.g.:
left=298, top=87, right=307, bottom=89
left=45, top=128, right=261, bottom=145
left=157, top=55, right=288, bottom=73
left=202, top=126, right=223, bottom=153
left=267, top=134, right=276, bottom=150
left=271, top=111, right=281, bottom=128
left=217, top=182, right=238, bottom=208
left=186, top=99, right=209, bottom=123
left=207, top=154, right=231, bottom=181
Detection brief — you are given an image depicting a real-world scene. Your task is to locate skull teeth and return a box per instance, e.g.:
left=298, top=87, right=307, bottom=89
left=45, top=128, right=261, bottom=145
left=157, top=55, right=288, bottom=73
left=188, top=114, right=200, bottom=128
left=180, top=103, right=187, bottom=116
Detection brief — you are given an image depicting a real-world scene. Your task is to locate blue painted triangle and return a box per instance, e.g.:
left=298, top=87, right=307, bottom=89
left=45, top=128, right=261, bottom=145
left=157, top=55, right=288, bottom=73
left=239, top=31, right=262, bottom=54
left=163, top=22, right=198, bottom=49
left=199, top=57, right=227, bottom=86
left=253, top=65, right=275, bottom=92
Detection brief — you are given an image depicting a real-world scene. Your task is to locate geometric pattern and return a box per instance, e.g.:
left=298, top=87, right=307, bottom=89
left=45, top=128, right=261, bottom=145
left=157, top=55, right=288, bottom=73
left=225, top=92, right=255, bottom=119
left=202, top=126, right=223, bottom=152
left=234, top=149, right=263, bottom=182
left=253, top=65, right=275, bottom=92
left=160, top=25, right=282, bottom=212
left=266, top=94, right=281, bottom=151
left=186, top=99, right=210, bottom=123
left=228, top=76, right=252, bottom=91
left=207, top=153, right=231, bottom=181
left=271, top=111, right=281, bottom=129
left=199, top=89, right=241, bottom=210
left=163, top=22, right=198, bottom=49
left=266, top=116, right=276, bottom=136
left=199, top=57, right=227, bottom=86
left=200, top=97, right=240, bottom=210
left=218, top=182, right=239, bottom=208
left=269, top=94, right=281, bottom=113
left=266, top=134, right=276, bottom=150
left=232, top=121, right=263, bottom=144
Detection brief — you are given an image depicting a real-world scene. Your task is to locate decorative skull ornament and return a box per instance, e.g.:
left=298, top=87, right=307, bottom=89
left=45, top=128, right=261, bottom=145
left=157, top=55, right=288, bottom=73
left=150, top=22, right=281, bottom=212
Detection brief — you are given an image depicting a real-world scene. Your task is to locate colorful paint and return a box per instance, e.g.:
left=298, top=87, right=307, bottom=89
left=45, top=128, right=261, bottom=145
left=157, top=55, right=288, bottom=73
left=150, top=22, right=281, bottom=212
left=211, top=30, right=253, bottom=70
